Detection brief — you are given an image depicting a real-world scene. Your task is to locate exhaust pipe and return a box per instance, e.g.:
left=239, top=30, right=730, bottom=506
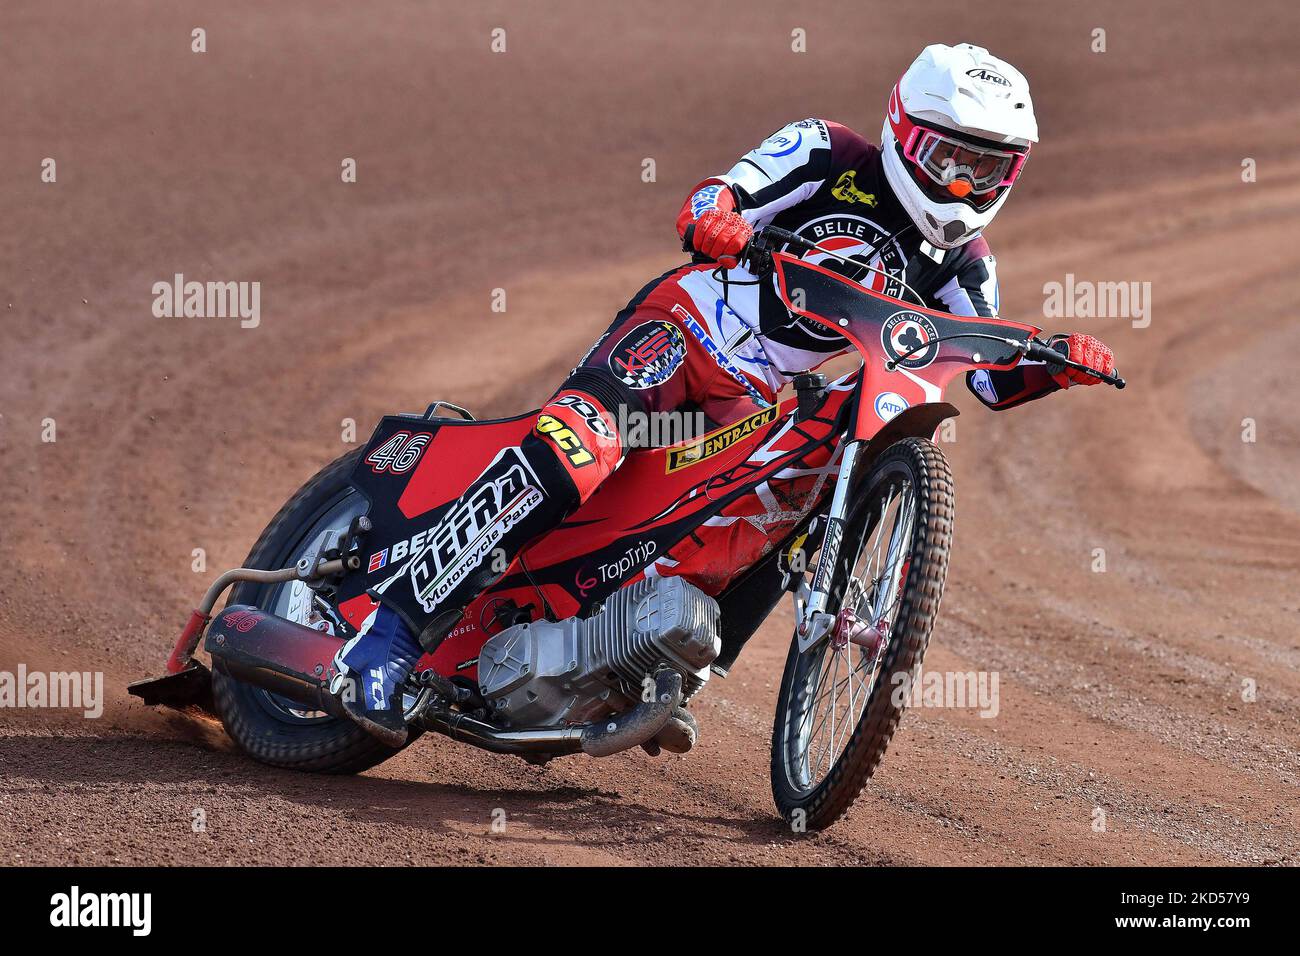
left=424, top=711, right=586, bottom=756
left=204, top=605, right=348, bottom=718
left=580, top=668, right=682, bottom=757
left=420, top=667, right=684, bottom=760
left=129, top=556, right=354, bottom=712
left=653, top=706, right=699, bottom=755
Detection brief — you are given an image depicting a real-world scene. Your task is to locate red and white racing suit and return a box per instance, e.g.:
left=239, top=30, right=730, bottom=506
left=547, top=117, right=1062, bottom=501
left=379, top=118, right=1065, bottom=636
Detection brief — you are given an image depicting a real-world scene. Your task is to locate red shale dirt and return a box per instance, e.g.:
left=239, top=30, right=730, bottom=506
left=1, top=1, right=1297, bottom=866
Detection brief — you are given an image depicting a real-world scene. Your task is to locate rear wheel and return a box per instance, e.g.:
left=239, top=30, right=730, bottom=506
left=211, top=450, right=417, bottom=773
left=770, top=437, right=954, bottom=829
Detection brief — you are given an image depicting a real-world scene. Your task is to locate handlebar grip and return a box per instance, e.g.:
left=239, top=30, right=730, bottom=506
left=1023, top=339, right=1065, bottom=364
left=681, top=223, right=695, bottom=253
left=1024, top=339, right=1125, bottom=389
left=762, top=226, right=816, bottom=251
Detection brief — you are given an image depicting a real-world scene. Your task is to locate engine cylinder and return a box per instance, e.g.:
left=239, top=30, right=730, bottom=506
left=476, top=576, right=720, bottom=728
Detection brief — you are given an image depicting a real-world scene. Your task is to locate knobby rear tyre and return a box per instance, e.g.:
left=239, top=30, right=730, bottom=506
left=210, top=450, right=414, bottom=774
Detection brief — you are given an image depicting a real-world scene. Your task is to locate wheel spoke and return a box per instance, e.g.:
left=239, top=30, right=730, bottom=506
left=786, top=470, right=921, bottom=793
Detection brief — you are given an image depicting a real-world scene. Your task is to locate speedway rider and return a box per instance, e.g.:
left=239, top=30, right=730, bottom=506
left=331, top=42, right=1118, bottom=745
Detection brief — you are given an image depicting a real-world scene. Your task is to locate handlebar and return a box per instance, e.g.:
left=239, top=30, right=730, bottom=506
left=1021, top=338, right=1126, bottom=389
left=684, top=223, right=1127, bottom=390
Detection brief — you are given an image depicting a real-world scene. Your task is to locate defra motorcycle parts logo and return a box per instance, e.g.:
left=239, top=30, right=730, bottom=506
left=401, top=449, right=545, bottom=613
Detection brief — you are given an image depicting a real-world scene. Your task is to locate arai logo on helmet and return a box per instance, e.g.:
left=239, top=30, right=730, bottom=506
left=874, top=392, right=909, bottom=422
left=966, top=67, right=1011, bottom=87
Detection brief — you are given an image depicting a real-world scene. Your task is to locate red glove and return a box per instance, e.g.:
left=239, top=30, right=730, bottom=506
left=1049, top=333, right=1115, bottom=388
left=689, top=208, right=752, bottom=269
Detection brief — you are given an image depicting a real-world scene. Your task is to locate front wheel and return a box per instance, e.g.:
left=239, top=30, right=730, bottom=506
left=770, top=436, right=954, bottom=830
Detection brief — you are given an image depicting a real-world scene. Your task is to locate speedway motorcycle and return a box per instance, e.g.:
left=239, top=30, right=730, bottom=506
left=131, top=226, right=1123, bottom=830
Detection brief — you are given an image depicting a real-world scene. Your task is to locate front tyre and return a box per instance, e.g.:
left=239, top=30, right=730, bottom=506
left=771, top=437, right=954, bottom=830
left=211, top=449, right=415, bottom=774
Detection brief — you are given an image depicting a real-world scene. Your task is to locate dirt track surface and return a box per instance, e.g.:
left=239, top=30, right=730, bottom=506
left=2, top=1, right=1298, bottom=866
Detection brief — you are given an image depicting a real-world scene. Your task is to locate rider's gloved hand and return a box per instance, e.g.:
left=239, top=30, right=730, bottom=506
left=1048, top=333, right=1114, bottom=388
left=690, top=209, right=753, bottom=269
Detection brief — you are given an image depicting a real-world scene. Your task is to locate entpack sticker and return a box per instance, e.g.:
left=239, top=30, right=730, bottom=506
left=665, top=405, right=779, bottom=473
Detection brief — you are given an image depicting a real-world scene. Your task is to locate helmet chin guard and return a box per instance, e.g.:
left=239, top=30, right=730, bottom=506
left=881, top=43, right=1038, bottom=250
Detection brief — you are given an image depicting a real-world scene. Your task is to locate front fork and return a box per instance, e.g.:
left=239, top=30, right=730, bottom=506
left=794, top=439, right=863, bottom=653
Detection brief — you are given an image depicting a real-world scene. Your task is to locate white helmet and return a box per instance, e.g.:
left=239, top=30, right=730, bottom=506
left=881, top=43, right=1038, bottom=249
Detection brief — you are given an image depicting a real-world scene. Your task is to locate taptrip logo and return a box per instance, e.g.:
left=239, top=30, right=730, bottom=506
left=597, top=539, right=658, bottom=582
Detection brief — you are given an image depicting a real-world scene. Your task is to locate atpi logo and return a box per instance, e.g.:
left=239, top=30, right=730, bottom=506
left=760, top=129, right=802, bottom=157
left=874, top=392, right=909, bottom=422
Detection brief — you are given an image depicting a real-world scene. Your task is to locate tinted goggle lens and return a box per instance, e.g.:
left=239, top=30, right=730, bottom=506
left=909, top=130, right=1023, bottom=192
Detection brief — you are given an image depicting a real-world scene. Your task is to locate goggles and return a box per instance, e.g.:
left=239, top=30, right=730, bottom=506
left=889, top=85, right=1029, bottom=201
